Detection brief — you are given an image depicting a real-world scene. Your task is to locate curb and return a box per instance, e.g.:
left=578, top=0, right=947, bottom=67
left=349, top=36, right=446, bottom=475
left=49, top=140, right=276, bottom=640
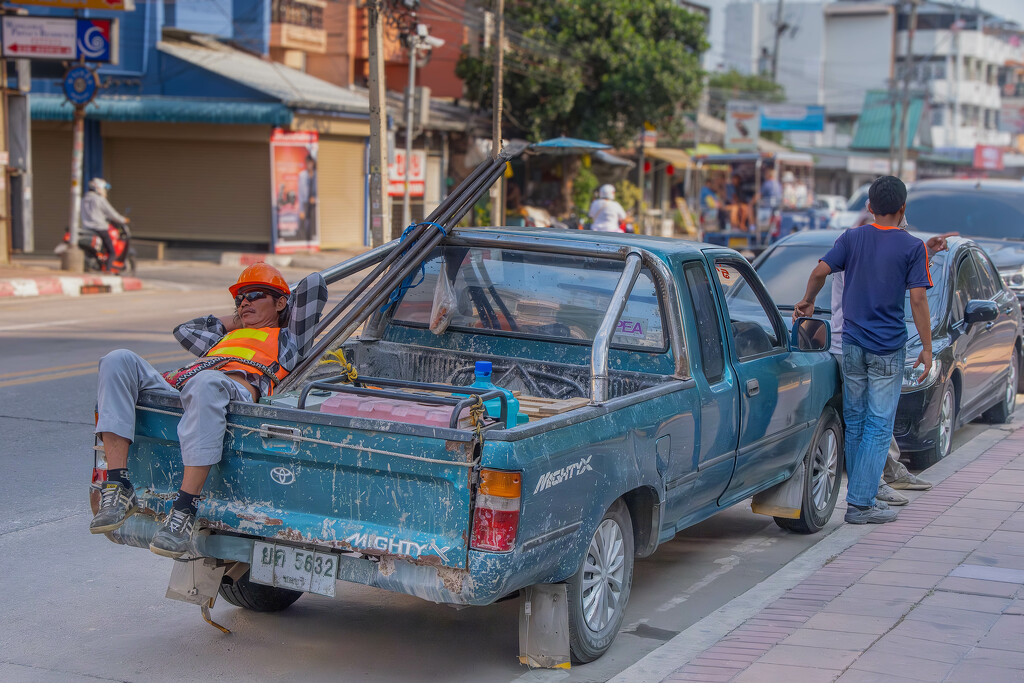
left=0, top=274, right=144, bottom=298
left=220, top=252, right=296, bottom=269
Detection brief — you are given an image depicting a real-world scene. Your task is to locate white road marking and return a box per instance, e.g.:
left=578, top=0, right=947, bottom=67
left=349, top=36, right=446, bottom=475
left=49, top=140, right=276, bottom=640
left=0, top=318, right=86, bottom=332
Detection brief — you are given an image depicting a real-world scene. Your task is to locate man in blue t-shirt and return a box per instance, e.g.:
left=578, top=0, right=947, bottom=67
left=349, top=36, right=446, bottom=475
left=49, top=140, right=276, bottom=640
left=794, top=176, right=933, bottom=524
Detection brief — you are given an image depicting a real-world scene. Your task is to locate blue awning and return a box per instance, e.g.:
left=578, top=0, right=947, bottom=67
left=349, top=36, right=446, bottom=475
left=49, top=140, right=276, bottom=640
left=31, top=95, right=292, bottom=126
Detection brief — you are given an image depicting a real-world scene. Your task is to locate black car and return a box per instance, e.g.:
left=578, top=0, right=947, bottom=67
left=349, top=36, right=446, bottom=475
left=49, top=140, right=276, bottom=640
left=904, top=179, right=1024, bottom=306
left=753, top=230, right=1022, bottom=468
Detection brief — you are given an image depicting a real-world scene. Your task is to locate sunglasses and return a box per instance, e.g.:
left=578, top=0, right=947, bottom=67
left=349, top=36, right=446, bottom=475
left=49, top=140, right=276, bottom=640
left=234, top=290, right=277, bottom=307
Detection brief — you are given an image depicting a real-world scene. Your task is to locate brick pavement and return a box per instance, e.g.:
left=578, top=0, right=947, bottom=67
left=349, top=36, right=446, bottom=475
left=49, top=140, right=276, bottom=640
left=664, top=430, right=1024, bottom=683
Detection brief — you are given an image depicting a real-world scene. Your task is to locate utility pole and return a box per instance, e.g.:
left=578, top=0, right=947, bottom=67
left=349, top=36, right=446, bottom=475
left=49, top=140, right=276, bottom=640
left=402, top=37, right=418, bottom=230
left=897, top=0, right=919, bottom=178
left=367, top=0, right=390, bottom=247
left=491, top=0, right=504, bottom=226
left=770, top=0, right=785, bottom=83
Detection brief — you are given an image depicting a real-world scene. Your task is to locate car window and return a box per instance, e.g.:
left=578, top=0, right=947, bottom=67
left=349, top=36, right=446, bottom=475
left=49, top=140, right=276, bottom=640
left=972, top=249, right=1001, bottom=298
left=905, top=188, right=1024, bottom=239
left=901, top=251, right=946, bottom=325
left=846, top=187, right=868, bottom=212
left=683, top=262, right=726, bottom=383
left=714, top=259, right=785, bottom=361
left=754, top=245, right=833, bottom=312
left=953, top=254, right=986, bottom=322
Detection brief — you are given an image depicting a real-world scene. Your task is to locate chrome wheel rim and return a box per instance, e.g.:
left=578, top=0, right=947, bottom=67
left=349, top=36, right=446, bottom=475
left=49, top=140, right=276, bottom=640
left=1006, top=359, right=1016, bottom=412
left=938, top=390, right=954, bottom=458
left=810, top=428, right=839, bottom=511
left=581, top=518, right=626, bottom=632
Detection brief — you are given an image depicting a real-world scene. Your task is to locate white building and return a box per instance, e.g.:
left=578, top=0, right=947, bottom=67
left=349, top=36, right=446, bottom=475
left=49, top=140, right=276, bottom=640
left=721, top=0, right=1024, bottom=152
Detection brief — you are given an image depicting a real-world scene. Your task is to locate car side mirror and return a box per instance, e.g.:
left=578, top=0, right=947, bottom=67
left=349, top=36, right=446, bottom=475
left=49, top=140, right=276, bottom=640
left=964, top=300, right=998, bottom=328
left=792, top=317, right=831, bottom=352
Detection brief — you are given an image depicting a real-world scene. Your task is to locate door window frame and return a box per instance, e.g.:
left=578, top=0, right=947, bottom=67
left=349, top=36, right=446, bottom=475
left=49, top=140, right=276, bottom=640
left=712, top=256, right=789, bottom=363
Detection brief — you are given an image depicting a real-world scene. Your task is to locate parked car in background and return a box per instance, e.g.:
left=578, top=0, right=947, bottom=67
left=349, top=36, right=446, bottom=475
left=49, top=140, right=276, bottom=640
left=904, top=179, right=1024, bottom=307
left=831, top=184, right=869, bottom=229
left=813, top=195, right=847, bottom=229
left=753, top=230, right=1022, bottom=469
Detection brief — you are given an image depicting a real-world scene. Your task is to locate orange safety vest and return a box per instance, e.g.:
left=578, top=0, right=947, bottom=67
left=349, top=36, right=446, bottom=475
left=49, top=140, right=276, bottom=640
left=165, top=328, right=288, bottom=395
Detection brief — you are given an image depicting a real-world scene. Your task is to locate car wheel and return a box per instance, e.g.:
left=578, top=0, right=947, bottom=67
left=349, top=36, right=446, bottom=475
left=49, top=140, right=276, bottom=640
left=911, top=382, right=956, bottom=469
left=1016, top=347, right=1024, bottom=394
left=775, top=407, right=844, bottom=534
left=219, top=569, right=302, bottom=612
left=566, top=500, right=634, bottom=663
left=983, top=356, right=1018, bottom=424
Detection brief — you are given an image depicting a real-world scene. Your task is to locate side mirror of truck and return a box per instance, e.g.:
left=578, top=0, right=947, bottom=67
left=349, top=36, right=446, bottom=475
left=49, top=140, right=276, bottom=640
left=792, top=317, right=831, bottom=352
left=964, top=300, right=998, bottom=329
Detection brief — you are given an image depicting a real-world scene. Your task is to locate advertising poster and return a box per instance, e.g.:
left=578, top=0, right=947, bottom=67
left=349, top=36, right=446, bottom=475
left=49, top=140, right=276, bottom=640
left=725, top=101, right=760, bottom=151
left=760, top=105, right=825, bottom=132
left=271, top=129, right=319, bottom=254
left=973, top=145, right=1004, bottom=171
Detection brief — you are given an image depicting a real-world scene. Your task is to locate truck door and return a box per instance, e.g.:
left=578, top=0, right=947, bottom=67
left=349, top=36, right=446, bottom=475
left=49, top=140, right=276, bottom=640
left=707, top=253, right=815, bottom=506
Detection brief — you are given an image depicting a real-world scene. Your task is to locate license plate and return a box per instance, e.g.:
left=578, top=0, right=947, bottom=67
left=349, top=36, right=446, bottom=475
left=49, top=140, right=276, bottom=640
left=249, top=541, right=338, bottom=597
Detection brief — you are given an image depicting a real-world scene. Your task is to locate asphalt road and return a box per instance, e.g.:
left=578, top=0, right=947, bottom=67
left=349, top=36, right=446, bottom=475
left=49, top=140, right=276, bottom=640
left=0, top=268, right=991, bottom=682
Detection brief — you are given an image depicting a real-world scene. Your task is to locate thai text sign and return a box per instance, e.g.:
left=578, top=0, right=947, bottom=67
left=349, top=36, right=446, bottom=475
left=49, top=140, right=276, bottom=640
left=973, top=145, right=1004, bottom=171
left=388, top=149, right=426, bottom=197
left=7, top=0, right=134, bottom=9
left=1, top=17, right=116, bottom=63
left=760, top=105, right=825, bottom=132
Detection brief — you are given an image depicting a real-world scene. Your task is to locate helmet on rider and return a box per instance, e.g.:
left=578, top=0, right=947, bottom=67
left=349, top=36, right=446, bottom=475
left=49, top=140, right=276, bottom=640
left=229, top=262, right=291, bottom=298
left=89, top=178, right=111, bottom=195
left=598, top=184, right=616, bottom=200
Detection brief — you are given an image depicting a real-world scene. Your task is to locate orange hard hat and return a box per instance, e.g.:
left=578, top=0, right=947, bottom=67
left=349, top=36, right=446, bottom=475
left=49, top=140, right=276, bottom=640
left=229, top=263, right=291, bottom=297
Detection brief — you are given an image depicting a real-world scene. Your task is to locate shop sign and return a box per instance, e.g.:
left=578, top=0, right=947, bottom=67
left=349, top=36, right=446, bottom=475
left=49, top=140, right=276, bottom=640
left=388, top=149, right=425, bottom=197
left=270, top=129, right=320, bottom=254
left=973, top=145, right=1004, bottom=171
left=1, top=17, right=116, bottom=63
left=760, top=105, right=825, bottom=132
left=7, top=0, right=134, bottom=9
left=724, top=101, right=760, bottom=152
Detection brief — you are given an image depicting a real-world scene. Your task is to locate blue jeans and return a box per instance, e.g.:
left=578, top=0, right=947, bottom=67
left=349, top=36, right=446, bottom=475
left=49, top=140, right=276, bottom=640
left=842, top=343, right=906, bottom=508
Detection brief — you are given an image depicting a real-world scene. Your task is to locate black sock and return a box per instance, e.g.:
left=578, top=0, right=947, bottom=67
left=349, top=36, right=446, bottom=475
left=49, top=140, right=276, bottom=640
left=108, top=468, right=132, bottom=489
left=172, top=490, right=199, bottom=515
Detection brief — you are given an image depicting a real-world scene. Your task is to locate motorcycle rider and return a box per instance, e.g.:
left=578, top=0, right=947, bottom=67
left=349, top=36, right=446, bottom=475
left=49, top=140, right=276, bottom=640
left=81, top=177, right=129, bottom=271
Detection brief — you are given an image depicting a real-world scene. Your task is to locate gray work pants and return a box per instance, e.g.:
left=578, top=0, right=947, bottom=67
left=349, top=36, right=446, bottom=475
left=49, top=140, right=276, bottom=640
left=95, top=349, right=253, bottom=467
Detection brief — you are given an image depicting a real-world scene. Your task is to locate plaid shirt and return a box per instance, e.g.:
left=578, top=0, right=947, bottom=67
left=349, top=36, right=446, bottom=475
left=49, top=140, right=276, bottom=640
left=173, top=273, right=328, bottom=396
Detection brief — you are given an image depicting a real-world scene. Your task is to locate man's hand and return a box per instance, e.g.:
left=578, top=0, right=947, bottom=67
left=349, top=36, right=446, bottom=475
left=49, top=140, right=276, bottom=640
left=925, top=232, right=957, bottom=256
left=913, top=348, right=933, bottom=383
left=793, top=299, right=815, bottom=322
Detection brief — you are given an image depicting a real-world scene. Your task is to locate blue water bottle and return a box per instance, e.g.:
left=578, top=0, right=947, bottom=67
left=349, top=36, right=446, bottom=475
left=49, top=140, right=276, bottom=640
left=469, top=361, right=527, bottom=428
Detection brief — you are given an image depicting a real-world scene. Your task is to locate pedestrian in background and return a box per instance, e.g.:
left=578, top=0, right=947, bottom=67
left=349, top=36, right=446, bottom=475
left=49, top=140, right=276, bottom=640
left=794, top=176, right=933, bottom=524
left=589, top=184, right=627, bottom=232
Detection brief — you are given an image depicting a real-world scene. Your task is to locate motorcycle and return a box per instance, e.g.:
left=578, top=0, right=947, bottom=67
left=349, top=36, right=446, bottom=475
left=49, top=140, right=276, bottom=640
left=55, top=221, right=136, bottom=275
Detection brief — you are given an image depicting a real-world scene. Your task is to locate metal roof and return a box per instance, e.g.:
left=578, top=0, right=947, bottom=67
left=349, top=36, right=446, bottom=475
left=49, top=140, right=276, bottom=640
left=31, top=94, right=292, bottom=125
left=851, top=90, right=926, bottom=151
left=158, top=35, right=369, bottom=115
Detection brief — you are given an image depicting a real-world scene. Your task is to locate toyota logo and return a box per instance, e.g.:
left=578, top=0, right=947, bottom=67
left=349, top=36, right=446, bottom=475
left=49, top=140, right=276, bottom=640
left=270, top=467, right=295, bottom=485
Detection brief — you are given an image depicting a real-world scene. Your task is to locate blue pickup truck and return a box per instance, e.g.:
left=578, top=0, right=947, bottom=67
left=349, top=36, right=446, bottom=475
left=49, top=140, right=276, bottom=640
left=91, top=159, right=842, bottom=665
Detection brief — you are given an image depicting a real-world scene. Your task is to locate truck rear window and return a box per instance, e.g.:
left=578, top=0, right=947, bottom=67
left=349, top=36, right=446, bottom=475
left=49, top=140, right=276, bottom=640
left=391, top=247, right=667, bottom=351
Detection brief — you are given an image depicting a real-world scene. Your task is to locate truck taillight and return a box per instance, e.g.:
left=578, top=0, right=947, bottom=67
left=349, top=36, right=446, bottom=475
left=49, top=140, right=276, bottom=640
left=471, top=469, right=521, bottom=552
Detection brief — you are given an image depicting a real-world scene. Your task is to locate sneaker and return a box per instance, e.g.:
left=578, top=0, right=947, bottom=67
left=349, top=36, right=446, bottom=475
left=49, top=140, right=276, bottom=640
left=887, top=472, right=933, bottom=490
left=845, top=504, right=898, bottom=525
left=89, top=482, right=138, bottom=534
left=149, top=508, right=196, bottom=558
left=876, top=483, right=909, bottom=506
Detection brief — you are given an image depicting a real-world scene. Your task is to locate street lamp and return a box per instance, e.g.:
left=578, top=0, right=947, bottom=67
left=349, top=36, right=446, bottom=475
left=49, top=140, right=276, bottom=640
left=402, top=23, right=444, bottom=231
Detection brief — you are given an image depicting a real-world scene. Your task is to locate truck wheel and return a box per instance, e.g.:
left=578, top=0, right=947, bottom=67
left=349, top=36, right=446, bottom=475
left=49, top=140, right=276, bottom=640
left=775, top=407, right=844, bottom=534
left=983, top=356, right=1017, bottom=424
left=566, top=499, right=634, bottom=663
left=218, top=569, right=302, bottom=612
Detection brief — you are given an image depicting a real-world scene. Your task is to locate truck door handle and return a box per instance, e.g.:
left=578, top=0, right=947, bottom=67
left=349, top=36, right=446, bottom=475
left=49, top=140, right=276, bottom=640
left=746, top=379, right=759, bottom=396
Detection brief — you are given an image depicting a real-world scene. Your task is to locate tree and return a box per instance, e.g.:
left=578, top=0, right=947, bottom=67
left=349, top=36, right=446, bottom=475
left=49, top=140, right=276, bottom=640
left=456, top=0, right=708, bottom=148
left=705, top=69, right=785, bottom=121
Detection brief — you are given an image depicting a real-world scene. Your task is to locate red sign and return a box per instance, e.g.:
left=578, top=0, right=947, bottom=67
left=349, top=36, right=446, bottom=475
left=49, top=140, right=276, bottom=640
left=388, top=149, right=425, bottom=197
left=973, top=145, right=1004, bottom=171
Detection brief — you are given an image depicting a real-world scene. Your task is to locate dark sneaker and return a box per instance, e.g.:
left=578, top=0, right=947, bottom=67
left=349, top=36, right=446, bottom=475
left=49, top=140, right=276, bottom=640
left=89, top=482, right=138, bottom=534
left=876, top=483, right=909, bottom=506
left=888, top=472, right=933, bottom=490
left=149, top=508, right=196, bottom=558
left=845, top=504, right=898, bottom=524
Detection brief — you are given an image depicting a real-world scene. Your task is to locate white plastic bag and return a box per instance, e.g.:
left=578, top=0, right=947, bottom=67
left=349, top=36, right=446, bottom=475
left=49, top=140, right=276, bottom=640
left=429, top=271, right=457, bottom=335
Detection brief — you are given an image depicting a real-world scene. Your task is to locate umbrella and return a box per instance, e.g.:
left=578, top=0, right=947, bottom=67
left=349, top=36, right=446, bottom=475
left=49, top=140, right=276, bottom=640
left=528, top=136, right=612, bottom=155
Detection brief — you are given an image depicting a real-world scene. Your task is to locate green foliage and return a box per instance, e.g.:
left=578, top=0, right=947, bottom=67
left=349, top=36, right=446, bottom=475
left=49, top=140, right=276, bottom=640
left=456, top=0, right=708, bottom=147
left=572, top=166, right=599, bottom=215
left=615, top=179, right=643, bottom=213
left=706, top=69, right=785, bottom=120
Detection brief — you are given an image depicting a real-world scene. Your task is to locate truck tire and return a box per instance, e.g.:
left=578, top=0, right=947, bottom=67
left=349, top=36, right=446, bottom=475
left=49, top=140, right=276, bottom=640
left=775, top=407, right=844, bottom=534
left=218, top=569, right=302, bottom=612
left=566, top=499, right=634, bottom=663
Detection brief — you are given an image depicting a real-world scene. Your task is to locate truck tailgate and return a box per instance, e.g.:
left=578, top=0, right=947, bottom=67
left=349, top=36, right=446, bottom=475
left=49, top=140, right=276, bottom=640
left=131, top=403, right=477, bottom=569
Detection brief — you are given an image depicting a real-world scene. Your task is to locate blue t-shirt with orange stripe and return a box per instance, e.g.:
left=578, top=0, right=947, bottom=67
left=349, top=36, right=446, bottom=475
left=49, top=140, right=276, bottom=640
left=820, top=224, right=932, bottom=355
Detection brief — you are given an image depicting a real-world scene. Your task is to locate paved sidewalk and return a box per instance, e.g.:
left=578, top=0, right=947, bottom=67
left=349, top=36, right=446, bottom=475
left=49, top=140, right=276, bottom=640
left=658, top=429, right=1024, bottom=682
left=0, top=264, right=142, bottom=297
